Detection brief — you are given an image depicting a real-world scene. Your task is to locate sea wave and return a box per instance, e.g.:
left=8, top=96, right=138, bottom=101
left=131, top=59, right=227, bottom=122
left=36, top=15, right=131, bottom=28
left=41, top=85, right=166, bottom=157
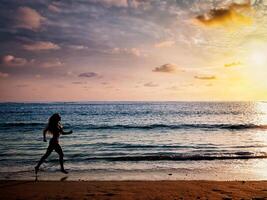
left=84, top=152, right=267, bottom=161
left=2, top=123, right=267, bottom=130
left=74, top=123, right=267, bottom=130
left=0, top=122, right=45, bottom=128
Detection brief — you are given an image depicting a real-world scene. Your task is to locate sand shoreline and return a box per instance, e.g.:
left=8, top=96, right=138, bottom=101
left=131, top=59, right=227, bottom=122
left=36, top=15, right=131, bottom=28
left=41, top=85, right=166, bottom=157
left=1, top=180, right=267, bottom=199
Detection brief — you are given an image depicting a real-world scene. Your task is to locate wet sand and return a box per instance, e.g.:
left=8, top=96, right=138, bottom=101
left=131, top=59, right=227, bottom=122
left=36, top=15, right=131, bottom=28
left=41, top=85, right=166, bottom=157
left=1, top=180, right=267, bottom=200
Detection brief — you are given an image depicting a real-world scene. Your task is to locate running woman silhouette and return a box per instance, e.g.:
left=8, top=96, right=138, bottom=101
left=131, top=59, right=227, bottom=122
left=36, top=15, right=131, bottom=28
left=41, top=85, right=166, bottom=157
left=35, top=113, right=72, bottom=174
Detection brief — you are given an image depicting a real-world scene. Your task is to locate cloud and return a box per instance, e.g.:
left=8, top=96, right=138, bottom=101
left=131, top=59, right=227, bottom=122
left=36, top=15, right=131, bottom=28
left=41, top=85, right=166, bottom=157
left=68, top=45, right=89, bottom=50
left=1, top=55, right=63, bottom=68
left=195, top=0, right=252, bottom=28
left=154, top=40, right=175, bottom=48
left=144, top=82, right=158, bottom=87
left=16, top=84, right=28, bottom=88
left=23, top=41, right=60, bottom=51
left=0, top=55, right=28, bottom=67
left=167, top=86, right=179, bottom=90
left=224, top=61, right=242, bottom=67
left=79, top=72, right=99, bottom=78
left=40, top=60, right=63, bottom=68
left=72, top=81, right=86, bottom=85
left=98, top=0, right=128, bottom=7
left=111, top=48, right=142, bottom=57
left=14, top=7, right=45, bottom=30
left=48, top=4, right=61, bottom=13
left=90, top=0, right=145, bottom=8
left=194, top=75, right=216, bottom=80
left=65, top=71, right=74, bottom=76
left=0, top=72, right=9, bottom=78
left=153, top=64, right=179, bottom=73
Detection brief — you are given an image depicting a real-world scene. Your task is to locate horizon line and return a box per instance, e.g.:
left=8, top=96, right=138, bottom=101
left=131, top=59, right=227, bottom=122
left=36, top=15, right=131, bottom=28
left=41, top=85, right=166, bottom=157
left=0, top=100, right=266, bottom=104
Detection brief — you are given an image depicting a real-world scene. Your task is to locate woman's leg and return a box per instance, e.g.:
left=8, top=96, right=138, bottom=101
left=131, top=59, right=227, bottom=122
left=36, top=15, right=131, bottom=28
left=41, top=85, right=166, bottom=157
left=35, top=144, right=54, bottom=172
left=54, top=144, right=68, bottom=174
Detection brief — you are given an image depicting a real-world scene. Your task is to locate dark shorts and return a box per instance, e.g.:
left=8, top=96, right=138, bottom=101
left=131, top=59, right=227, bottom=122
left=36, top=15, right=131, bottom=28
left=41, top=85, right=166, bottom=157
left=46, top=139, right=64, bottom=157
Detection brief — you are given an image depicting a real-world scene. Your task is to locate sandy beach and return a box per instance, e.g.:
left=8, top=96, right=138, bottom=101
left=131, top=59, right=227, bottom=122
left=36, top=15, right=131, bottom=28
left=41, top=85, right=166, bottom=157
left=1, top=180, right=267, bottom=200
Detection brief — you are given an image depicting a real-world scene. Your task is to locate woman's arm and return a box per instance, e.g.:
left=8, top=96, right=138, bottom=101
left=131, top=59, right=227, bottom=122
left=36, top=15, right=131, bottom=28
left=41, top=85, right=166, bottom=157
left=58, top=122, right=72, bottom=135
left=43, top=127, right=48, bottom=142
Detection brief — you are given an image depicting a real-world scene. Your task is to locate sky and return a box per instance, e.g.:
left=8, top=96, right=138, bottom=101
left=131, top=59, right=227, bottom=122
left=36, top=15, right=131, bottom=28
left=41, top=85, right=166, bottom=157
left=1, top=0, right=267, bottom=101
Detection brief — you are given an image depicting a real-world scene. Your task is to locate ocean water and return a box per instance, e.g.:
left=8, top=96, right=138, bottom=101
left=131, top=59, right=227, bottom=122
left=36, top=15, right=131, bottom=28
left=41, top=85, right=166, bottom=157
left=1, top=101, right=267, bottom=180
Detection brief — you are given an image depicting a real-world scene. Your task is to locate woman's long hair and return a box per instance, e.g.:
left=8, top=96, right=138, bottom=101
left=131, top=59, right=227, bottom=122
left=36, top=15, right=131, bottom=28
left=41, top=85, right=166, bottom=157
left=46, top=113, right=61, bottom=134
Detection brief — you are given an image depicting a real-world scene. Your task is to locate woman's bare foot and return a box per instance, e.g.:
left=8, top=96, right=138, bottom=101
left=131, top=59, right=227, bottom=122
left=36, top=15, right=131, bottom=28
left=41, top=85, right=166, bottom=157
left=61, top=169, right=68, bottom=174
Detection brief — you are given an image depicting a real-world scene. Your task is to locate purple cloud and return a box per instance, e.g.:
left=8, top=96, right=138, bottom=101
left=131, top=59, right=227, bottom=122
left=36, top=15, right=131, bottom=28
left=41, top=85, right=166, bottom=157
left=79, top=72, right=99, bottom=78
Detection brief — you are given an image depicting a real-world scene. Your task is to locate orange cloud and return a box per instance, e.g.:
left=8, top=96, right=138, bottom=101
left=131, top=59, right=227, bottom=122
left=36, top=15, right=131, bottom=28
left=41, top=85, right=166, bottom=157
left=14, top=7, right=45, bottom=30
left=194, top=75, right=216, bottom=80
left=154, top=40, right=175, bottom=48
left=224, top=61, right=242, bottom=67
left=23, top=41, right=60, bottom=51
left=195, top=0, right=252, bottom=28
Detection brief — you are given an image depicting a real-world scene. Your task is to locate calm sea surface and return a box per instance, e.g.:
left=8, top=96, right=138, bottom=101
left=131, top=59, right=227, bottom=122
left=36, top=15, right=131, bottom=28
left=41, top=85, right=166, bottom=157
left=1, top=102, right=267, bottom=180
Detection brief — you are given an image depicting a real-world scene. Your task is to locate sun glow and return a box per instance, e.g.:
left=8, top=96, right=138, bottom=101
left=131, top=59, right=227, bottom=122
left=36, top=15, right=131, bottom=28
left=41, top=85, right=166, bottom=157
left=249, top=49, right=267, bottom=67
left=242, top=41, right=267, bottom=87
left=220, top=41, right=267, bottom=100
